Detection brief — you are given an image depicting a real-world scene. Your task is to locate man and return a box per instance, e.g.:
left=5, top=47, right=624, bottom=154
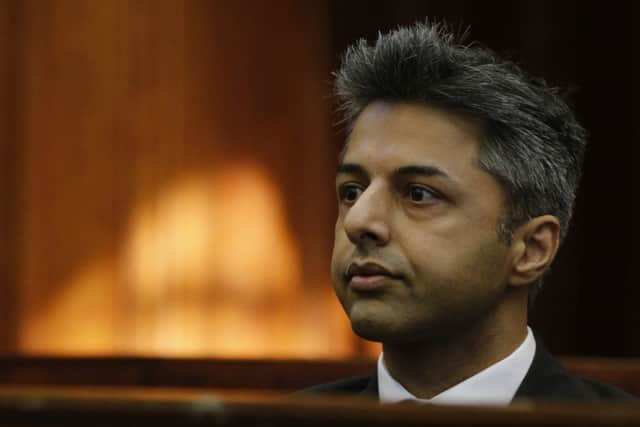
left=302, top=21, right=634, bottom=403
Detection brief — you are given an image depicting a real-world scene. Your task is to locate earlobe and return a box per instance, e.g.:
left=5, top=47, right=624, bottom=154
left=509, top=215, right=560, bottom=287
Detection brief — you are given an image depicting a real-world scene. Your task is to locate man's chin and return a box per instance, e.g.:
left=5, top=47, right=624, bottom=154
left=347, top=304, right=397, bottom=343
left=351, top=318, right=436, bottom=347
left=347, top=302, right=438, bottom=345
left=350, top=319, right=385, bottom=343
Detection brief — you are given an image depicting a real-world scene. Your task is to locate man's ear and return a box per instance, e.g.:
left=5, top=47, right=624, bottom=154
left=508, top=215, right=561, bottom=287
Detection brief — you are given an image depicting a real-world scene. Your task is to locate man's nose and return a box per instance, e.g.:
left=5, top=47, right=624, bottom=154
left=342, top=184, right=391, bottom=247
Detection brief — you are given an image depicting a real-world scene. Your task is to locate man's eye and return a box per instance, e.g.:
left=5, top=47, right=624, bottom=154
left=406, top=186, right=437, bottom=203
left=339, top=185, right=363, bottom=203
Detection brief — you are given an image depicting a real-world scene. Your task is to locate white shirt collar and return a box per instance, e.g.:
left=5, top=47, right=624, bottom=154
left=377, top=327, right=536, bottom=406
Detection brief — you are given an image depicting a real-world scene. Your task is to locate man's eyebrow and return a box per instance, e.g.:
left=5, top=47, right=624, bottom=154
left=336, top=163, right=366, bottom=176
left=394, top=165, right=454, bottom=182
left=336, top=163, right=457, bottom=183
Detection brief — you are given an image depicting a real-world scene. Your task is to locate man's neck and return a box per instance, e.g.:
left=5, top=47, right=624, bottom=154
left=381, top=317, right=528, bottom=399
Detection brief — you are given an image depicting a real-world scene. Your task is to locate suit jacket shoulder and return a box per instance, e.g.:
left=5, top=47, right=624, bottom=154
left=515, top=335, right=636, bottom=402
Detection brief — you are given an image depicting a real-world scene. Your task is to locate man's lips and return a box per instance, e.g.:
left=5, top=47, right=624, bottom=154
left=345, top=262, right=402, bottom=291
left=349, top=274, right=399, bottom=291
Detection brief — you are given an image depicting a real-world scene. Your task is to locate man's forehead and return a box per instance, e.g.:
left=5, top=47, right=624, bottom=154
left=351, top=101, right=486, bottom=139
left=343, top=102, right=486, bottom=165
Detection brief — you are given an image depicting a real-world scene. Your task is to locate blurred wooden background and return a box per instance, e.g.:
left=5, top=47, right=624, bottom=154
left=0, top=0, right=637, bottom=359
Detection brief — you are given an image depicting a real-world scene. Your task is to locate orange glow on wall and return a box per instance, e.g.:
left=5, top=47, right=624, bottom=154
left=122, top=164, right=306, bottom=356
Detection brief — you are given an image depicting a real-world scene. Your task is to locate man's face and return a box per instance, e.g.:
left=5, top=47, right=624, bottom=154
left=331, top=102, right=515, bottom=345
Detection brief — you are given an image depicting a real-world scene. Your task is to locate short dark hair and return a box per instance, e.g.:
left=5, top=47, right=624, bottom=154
left=334, top=21, right=587, bottom=303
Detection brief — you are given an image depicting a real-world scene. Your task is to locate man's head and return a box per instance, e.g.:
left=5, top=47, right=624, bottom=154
left=330, top=22, right=586, bottom=344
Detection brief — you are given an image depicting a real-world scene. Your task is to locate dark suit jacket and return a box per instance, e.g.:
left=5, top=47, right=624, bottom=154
left=300, top=337, right=636, bottom=402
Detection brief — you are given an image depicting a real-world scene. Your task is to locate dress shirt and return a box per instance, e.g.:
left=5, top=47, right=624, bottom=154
left=378, top=327, right=536, bottom=406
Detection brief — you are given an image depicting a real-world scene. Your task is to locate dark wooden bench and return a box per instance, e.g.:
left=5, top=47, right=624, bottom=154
left=0, top=386, right=639, bottom=427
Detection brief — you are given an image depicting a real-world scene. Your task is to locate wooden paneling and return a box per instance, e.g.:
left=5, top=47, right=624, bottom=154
left=0, top=0, right=22, bottom=353
left=1, top=0, right=351, bottom=358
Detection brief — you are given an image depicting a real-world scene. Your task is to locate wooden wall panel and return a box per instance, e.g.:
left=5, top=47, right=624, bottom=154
left=2, top=0, right=354, bottom=358
left=0, top=0, right=22, bottom=352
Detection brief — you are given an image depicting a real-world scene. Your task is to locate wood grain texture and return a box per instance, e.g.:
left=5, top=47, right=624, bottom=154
left=3, top=0, right=347, bottom=358
left=0, top=0, right=23, bottom=353
left=0, top=386, right=638, bottom=426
